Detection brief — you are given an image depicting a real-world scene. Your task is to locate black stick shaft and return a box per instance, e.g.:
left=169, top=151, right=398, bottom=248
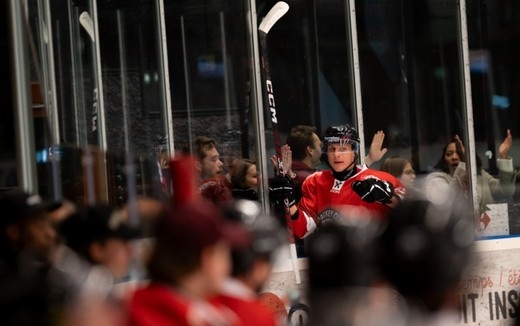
left=259, top=31, right=285, bottom=176
left=259, top=30, right=296, bottom=245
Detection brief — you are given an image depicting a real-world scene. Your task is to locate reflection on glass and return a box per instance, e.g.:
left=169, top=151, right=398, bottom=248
left=16, top=0, right=520, bottom=240
left=164, top=1, right=252, bottom=172
left=356, top=0, right=479, bottom=233
left=466, top=0, right=520, bottom=238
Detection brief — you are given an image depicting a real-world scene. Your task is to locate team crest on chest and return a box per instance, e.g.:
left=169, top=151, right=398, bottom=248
left=331, top=179, right=345, bottom=193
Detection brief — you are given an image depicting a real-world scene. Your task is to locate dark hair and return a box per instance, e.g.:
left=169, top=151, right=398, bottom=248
left=146, top=205, right=202, bottom=284
left=230, top=158, right=256, bottom=189
left=434, top=138, right=482, bottom=174
left=192, top=136, right=217, bottom=161
left=287, top=125, right=318, bottom=161
left=380, top=157, right=409, bottom=178
left=59, top=204, right=140, bottom=264
left=307, top=221, right=380, bottom=289
left=433, top=138, right=459, bottom=174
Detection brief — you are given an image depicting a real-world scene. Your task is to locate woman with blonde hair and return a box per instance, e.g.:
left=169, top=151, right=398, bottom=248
left=380, top=156, right=418, bottom=198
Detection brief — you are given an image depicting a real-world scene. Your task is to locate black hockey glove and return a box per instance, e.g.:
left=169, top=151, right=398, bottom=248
left=269, top=175, right=296, bottom=207
left=352, top=178, right=394, bottom=204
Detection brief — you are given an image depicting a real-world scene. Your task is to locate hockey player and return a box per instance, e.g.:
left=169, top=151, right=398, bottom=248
left=271, top=124, right=405, bottom=239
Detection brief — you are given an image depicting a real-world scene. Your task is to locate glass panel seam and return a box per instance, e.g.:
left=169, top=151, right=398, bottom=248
left=42, top=0, right=60, bottom=144
left=458, top=0, right=479, bottom=213
left=9, top=0, right=38, bottom=192
left=156, top=0, right=175, bottom=153
left=246, top=0, right=269, bottom=212
left=345, top=0, right=365, bottom=160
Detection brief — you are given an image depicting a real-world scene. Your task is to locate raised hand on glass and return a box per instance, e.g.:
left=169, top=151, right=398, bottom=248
left=270, top=144, right=294, bottom=177
left=365, top=130, right=388, bottom=167
left=499, top=129, right=512, bottom=159
left=454, top=134, right=465, bottom=153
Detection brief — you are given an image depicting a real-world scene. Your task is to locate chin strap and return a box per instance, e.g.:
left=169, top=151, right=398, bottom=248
left=330, top=153, right=358, bottom=180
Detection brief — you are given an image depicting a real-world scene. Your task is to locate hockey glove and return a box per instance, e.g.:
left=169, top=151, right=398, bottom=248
left=269, top=175, right=296, bottom=207
left=352, top=178, right=394, bottom=204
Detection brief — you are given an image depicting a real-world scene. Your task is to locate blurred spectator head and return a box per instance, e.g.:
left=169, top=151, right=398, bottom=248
left=307, top=218, right=381, bottom=290
left=59, top=203, right=141, bottom=278
left=220, top=199, right=286, bottom=292
left=306, top=218, right=386, bottom=326
left=378, top=198, right=474, bottom=312
left=147, top=199, right=250, bottom=295
left=0, top=189, right=62, bottom=262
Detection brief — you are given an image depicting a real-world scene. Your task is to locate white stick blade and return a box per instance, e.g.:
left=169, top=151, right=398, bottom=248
left=79, top=11, right=95, bottom=42
left=259, top=1, right=289, bottom=34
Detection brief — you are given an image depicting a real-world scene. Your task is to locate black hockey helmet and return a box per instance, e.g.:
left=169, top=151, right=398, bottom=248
left=322, top=124, right=360, bottom=154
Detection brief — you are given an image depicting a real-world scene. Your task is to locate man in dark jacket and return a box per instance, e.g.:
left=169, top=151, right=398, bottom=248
left=0, top=189, right=66, bottom=326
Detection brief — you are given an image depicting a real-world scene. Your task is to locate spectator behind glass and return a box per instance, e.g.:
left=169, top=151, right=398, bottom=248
left=229, top=158, right=259, bottom=201
left=427, top=130, right=517, bottom=210
left=151, top=135, right=172, bottom=201
left=286, top=125, right=323, bottom=179
left=189, top=135, right=234, bottom=205
left=380, top=157, right=419, bottom=198
left=127, top=156, right=250, bottom=326
left=433, top=134, right=469, bottom=177
left=0, top=190, right=68, bottom=326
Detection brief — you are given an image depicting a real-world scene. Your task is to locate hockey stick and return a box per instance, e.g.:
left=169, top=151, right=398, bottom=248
left=259, top=1, right=289, bottom=175
left=259, top=1, right=301, bottom=284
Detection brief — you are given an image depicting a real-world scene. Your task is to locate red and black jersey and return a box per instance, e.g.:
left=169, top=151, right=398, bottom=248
left=199, top=176, right=234, bottom=205
left=291, top=165, right=405, bottom=238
